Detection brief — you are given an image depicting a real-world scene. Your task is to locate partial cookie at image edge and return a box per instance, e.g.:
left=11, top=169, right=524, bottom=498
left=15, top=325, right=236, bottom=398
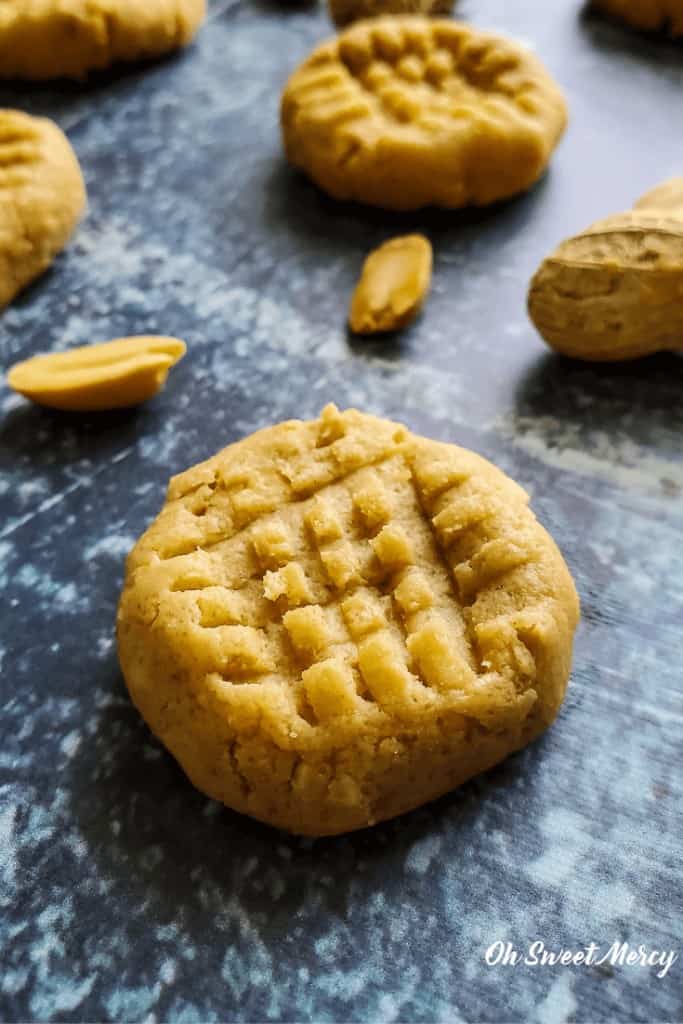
left=0, top=109, right=86, bottom=312
left=0, top=0, right=207, bottom=80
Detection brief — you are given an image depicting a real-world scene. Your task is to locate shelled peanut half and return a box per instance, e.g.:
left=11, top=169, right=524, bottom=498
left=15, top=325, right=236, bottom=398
left=349, top=235, right=433, bottom=334
left=6, top=336, right=186, bottom=411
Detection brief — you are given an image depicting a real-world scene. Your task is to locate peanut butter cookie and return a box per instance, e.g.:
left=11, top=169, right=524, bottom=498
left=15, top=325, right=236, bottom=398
left=117, top=405, right=579, bottom=836
left=329, top=0, right=454, bottom=30
left=280, top=17, right=568, bottom=211
left=593, top=0, right=683, bottom=35
left=0, top=0, right=206, bottom=80
left=0, top=110, right=86, bottom=311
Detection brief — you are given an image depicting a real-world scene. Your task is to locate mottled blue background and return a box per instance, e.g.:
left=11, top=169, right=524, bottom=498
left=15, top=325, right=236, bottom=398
left=0, top=1, right=681, bottom=1021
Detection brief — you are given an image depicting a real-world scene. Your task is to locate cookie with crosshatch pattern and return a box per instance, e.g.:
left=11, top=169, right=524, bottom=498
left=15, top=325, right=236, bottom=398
left=117, top=405, right=579, bottom=835
left=0, top=110, right=86, bottom=311
left=280, top=16, right=568, bottom=211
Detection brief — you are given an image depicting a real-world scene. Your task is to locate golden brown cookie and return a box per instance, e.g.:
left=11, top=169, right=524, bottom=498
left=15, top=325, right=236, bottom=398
left=0, top=0, right=206, bottom=80
left=593, top=0, right=683, bottom=35
left=280, top=17, right=568, bottom=211
left=329, top=0, right=454, bottom=30
left=0, top=110, right=86, bottom=311
left=117, top=405, right=579, bottom=836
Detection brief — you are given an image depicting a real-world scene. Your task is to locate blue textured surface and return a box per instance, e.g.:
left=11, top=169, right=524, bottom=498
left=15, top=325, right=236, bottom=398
left=0, top=1, right=682, bottom=1021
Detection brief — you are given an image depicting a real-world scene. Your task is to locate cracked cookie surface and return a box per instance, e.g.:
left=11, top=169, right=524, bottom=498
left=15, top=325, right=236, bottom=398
left=0, top=0, right=206, bottom=80
left=280, top=16, right=568, bottom=211
left=117, top=405, right=579, bottom=835
left=0, top=110, right=86, bottom=311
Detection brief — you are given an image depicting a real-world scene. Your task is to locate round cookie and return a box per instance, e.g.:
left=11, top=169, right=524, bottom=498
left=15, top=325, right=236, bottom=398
left=0, top=0, right=206, bottom=80
left=280, top=17, right=568, bottom=211
left=117, top=405, right=579, bottom=836
left=593, top=0, right=683, bottom=35
left=0, top=110, right=86, bottom=311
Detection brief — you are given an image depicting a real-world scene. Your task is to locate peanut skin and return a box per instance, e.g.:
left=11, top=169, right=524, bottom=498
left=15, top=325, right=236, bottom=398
left=527, top=178, right=683, bottom=361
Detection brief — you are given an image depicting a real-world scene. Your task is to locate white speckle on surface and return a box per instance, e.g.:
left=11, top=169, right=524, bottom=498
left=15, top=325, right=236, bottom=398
left=30, top=974, right=97, bottom=1017
left=160, top=958, right=177, bottom=986
left=526, top=809, right=591, bottom=887
left=0, top=800, right=18, bottom=901
left=2, top=967, right=30, bottom=997
left=405, top=834, right=442, bottom=875
left=589, top=881, right=636, bottom=923
left=60, top=731, right=81, bottom=758
left=17, top=480, right=49, bottom=503
left=314, top=933, right=340, bottom=962
left=14, top=566, right=84, bottom=613
left=96, top=634, right=114, bottom=657
left=498, top=413, right=683, bottom=497
left=104, top=984, right=162, bottom=1022
left=65, top=833, right=88, bottom=860
left=1, top=392, right=23, bottom=414
left=84, top=534, right=135, bottom=560
left=536, top=974, right=578, bottom=1024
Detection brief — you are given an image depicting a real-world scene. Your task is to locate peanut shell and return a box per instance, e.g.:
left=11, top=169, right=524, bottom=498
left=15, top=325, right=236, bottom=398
left=527, top=180, right=683, bottom=361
